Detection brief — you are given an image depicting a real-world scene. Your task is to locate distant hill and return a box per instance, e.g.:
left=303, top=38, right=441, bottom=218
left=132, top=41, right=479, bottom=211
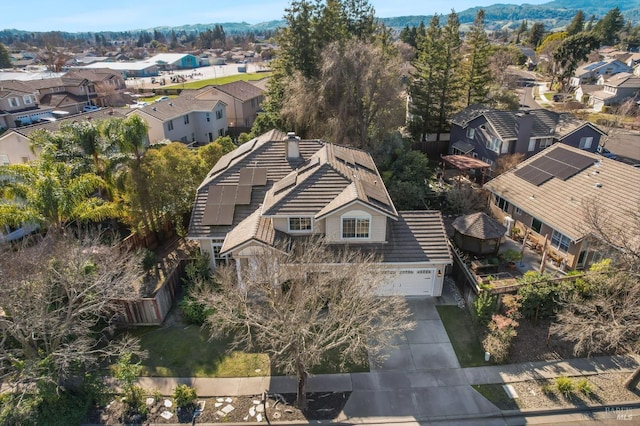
left=1, top=0, right=638, bottom=37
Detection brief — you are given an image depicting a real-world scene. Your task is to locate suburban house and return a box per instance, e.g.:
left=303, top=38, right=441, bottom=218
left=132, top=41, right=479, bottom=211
left=0, top=80, right=53, bottom=129
left=449, top=105, right=605, bottom=170
left=0, top=109, right=125, bottom=165
left=127, top=97, right=227, bottom=145
left=568, top=59, right=631, bottom=87
left=586, top=73, right=640, bottom=112
left=187, top=130, right=452, bottom=297
left=484, top=144, right=640, bottom=270
left=180, top=80, right=265, bottom=135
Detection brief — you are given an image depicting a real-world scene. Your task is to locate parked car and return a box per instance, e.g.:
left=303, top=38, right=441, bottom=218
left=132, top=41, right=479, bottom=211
left=552, top=93, right=572, bottom=102
left=83, top=104, right=100, bottom=112
left=154, top=96, right=169, bottom=102
left=0, top=223, right=39, bottom=244
left=596, top=145, right=617, bottom=160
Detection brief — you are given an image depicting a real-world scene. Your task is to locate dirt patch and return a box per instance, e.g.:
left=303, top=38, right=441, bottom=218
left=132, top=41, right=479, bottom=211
left=87, top=392, right=350, bottom=424
left=509, top=318, right=580, bottom=363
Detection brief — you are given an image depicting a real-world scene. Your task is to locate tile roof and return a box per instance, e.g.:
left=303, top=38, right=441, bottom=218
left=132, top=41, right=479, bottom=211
left=210, top=80, right=264, bottom=102
left=132, top=98, right=224, bottom=121
left=8, top=109, right=126, bottom=138
left=603, top=72, right=640, bottom=88
left=0, top=80, right=37, bottom=95
left=451, top=105, right=601, bottom=141
left=336, top=211, right=452, bottom=264
left=484, top=144, right=640, bottom=240
left=452, top=212, right=507, bottom=240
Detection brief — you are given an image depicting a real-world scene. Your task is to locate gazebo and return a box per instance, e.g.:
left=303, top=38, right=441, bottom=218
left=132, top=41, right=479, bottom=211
left=441, top=155, right=491, bottom=187
left=452, top=212, right=506, bottom=255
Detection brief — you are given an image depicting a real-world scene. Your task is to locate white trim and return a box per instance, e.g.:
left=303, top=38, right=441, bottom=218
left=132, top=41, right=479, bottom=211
left=340, top=210, right=371, bottom=240
left=288, top=216, right=313, bottom=233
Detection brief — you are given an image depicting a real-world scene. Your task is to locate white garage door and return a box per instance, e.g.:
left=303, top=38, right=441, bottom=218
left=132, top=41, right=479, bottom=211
left=377, top=268, right=435, bottom=296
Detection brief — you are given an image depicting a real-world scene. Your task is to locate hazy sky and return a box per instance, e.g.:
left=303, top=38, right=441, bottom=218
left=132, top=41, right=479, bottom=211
left=3, top=0, right=549, bottom=32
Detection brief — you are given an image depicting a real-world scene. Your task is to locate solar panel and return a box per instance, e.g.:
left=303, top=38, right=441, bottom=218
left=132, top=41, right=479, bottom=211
left=202, top=203, right=235, bottom=225
left=546, top=147, right=594, bottom=171
left=206, top=185, right=224, bottom=204
left=554, top=166, right=580, bottom=180
left=514, top=165, right=553, bottom=186
left=272, top=172, right=297, bottom=194
left=207, top=185, right=239, bottom=205
left=209, top=153, right=233, bottom=175
left=360, top=180, right=390, bottom=206
left=235, top=185, right=252, bottom=204
left=231, top=139, right=257, bottom=159
left=238, top=167, right=268, bottom=186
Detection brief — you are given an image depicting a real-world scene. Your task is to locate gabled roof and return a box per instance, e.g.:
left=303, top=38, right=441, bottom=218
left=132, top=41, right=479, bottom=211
left=209, top=80, right=264, bottom=102
left=602, top=72, right=640, bottom=88
left=484, top=144, right=640, bottom=240
left=189, top=130, right=325, bottom=240
left=0, top=80, right=37, bottom=96
left=5, top=109, right=125, bottom=138
left=261, top=143, right=397, bottom=219
left=451, top=105, right=603, bottom=141
left=574, top=59, right=629, bottom=77
left=131, top=98, right=225, bottom=121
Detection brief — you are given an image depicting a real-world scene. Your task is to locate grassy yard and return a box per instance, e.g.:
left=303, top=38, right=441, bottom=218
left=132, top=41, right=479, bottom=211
left=436, top=305, right=490, bottom=368
left=472, top=384, right=519, bottom=410
left=164, top=72, right=271, bottom=90
left=127, top=322, right=368, bottom=378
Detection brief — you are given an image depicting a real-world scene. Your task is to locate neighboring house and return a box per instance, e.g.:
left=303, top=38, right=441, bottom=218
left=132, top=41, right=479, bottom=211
left=0, top=109, right=125, bottom=165
left=187, top=129, right=453, bottom=297
left=0, top=80, right=53, bottom=129
left=574, top=84, right=599, bottom=104
left=76, top=61, right=159, bottom=78
left=484, top=144, right=640, bottom=270
left=569, top=59, right=631, bottom=87
left=180, top=80, right=265, bottom=133
left=449, top=105, right=605, bottom=170
left=588, top=73, right=640, bottom=112
left=128, top=98, right=227, bottom=145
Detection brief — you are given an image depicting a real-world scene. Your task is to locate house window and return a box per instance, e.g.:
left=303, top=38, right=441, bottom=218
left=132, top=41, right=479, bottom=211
left=0, top=154, right=9, bottom=165
left=218, top=128, right=224, bottom=136
left=515, top=207, right=522, bottom=215
left=22, top=95, right=34, bottom=105
left=167, top=119, right=174, bottom=131
left=288, top=217, right=312, bottom=232
left=501, top=140, right=510, bottom=154
left=579, top=137, right=593, bottom=149
left=8, top=97, right=19, bottom=108
left=183, top=114, right=189, bottom=125
left=531, top=217, right=542, bottom=234
left=342, top=214, right=370, bottom=239
left=528, top=138, right=536, bottom=152
left=206, top=113, right=210, bottom=122
left=539, top=138, right=552, bottom=149
left=494, top=195, right=510, bottom=212
left=466, top=127, right=475, bottom=139
left=215, top=109, right=223, bottom=120
left=486, top=137, right=501, bottom=153
left=551, top=230, right=571, bottom=253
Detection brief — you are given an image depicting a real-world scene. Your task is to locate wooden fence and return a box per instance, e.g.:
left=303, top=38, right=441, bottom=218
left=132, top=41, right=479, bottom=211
left=411, top=135, right=450, bottom=160
left=118, top=258, right=188, bottom=325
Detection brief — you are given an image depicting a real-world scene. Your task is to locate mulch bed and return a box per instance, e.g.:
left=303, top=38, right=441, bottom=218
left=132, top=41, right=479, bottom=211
left=509, top=318, right=579, bottom=363
left=86, top=392, right=350, bottom=424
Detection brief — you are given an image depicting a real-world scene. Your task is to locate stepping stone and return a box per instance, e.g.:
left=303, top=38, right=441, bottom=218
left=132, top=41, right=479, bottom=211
left=160, top=411, right=173, bottom=419
left=217, top=397, right=224, bottom=402
left=146, top=397, right=155, bottom=406
left=256, top=404, right=264, bottom=413
left=253, top=399, right=261, bottom=404
left=216, top=410, right=225, bottom=417
left=503, top=384, right=519, bottom=399
left=257, top=413, right=263, bottom=422
left=215, top=402, right=223, bottom=408
left=221, top=404, right=235, bottom=414
left=164, top=399, right=172, bottom=408
left=225, top=397, right=233, bottom=403
left=249, top=406, right=256, bottom=416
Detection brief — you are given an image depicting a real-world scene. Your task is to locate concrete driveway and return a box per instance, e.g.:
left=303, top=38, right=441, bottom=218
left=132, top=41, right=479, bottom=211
left=340, top=297, right=500, bottom=421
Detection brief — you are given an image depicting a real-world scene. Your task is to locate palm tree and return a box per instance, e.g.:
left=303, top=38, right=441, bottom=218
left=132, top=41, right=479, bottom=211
left=0, top=161, right=119, bottom=232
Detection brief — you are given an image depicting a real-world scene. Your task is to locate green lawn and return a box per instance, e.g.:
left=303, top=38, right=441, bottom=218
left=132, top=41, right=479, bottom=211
left=472, top=384, right=520, bottom=410
left=126, top=323, right=368, bottom=378
left=436, top=305, right=490, bottom=367
left=164, top=72, right=271, bottom=90
left=128, top=325, right=270, bottom=378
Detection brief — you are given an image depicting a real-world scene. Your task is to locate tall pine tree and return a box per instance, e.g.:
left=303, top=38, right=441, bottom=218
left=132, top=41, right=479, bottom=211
left=464, top=10, right=492, bottom=106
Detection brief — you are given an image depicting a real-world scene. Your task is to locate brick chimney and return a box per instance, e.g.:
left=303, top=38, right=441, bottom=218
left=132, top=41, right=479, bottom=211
left=285, top=132, right=300, bottom=159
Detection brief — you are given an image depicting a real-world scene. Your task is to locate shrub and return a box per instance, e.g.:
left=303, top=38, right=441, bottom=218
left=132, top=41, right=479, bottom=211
left=179, top=293, right=214, bottom=325
left=555, top=376, right=574, bottom=397
left=139, top=248, right=157, bottom=271
left=473, top=291, right=497, bottom=326
left=540, top=383, right=554, bottom=394
left=173, top=384, right=197, bottom=408
left=482, top=332, right=511, bottom=363
left=576, top=378, right=594, bottom=396
left=501, top=249, right=522, bottom=263
left=123, top=385, right=147, bottom=416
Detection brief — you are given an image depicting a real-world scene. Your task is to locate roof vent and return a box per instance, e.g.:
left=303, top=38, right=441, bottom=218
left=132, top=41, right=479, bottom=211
left=152, top=107, right=156, bottom=111
left=594, top=182, right=603, bottom=188
left=169, top=102, right=173, bottom=107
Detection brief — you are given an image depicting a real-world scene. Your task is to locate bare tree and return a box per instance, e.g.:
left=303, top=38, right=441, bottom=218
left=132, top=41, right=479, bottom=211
left=598, top=98, right=639, bottom=149
left=0, top=233, right=145, bottom=396
left=493, top=153, right=525, bottom=176
left=196, top=237, right=415, bottom=409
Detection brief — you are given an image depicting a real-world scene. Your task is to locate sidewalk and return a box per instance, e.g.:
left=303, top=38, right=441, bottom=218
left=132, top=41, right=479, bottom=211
left=134, top=354, right=639, bottom=421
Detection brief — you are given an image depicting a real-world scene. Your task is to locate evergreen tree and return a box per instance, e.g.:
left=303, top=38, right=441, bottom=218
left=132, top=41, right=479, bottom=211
left=566, top=10, right=585, bottom=36
left=435, top=11, right=463, bottom=139
left=592, top=7, right=625, bottom=46
left=0, top=43, right=11, bottom=68
left=464, top=10, right=492, bottom=106
left=408, top=15, right=442, bottom=142
left=553, top=33, right=601, bottom=90
left=586, top=15, right=595, bottom=32
left=528, top=22, right=545, bottom=47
